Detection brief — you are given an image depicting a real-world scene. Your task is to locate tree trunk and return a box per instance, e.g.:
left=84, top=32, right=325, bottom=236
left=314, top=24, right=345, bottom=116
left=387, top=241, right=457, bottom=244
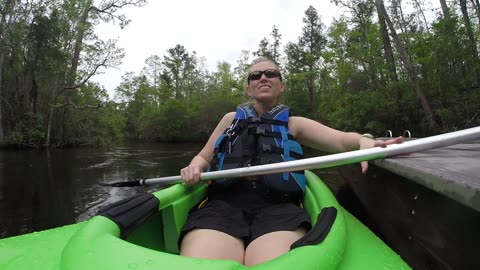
left=376, top=0, right=398, bottom=82
left=308, top=74, right=314, bottom=113
left=380, top=0, right=439, bottom=130
left=307, top=63, right=315, bottom=114
left=376, top=0, right=402, bottom=131
left=391, top=0, right=408, bottom=41
left=459, top=0, right=480, bottom=86
left=44, top=74, right=62, bottom=147
left=439, top=0, right=450, bottom=17
left=0, top=52, right=4, bottom=140
left=470, top=0, right=480, bottom=24
left=0, top=0, right=17, bottom=140
left=30, top=70, right=38, bottom=115
left=57, top=0, right=92, bottom=147
left=412, top=0, right=430, bottom=32
left=45, top=106, right=54, bottom=148
left=67, top=0, right=92, bottom=88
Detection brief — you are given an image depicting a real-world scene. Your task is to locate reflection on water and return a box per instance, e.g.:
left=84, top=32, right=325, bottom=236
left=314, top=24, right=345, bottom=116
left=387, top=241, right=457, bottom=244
left=0, top=143, right=346, bottom=239
left=0, top=143, right=201, bottom=238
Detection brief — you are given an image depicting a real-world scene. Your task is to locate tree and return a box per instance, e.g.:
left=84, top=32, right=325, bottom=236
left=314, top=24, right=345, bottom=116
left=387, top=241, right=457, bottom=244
left=161, top=44, right=199, bottom=100
left=334, top=0, right=384, bottom=90
left=298, top=6, right=327, bottom=113
left=270, top=25, right=282, bottom=63
left=142, top=55, right=162, bottom=89
left=0, top=0, right=17, bottom=140
left=114, top=73, right=151, bottom=139
left=233, top=50, right=251, bottom=82
left=252, top=25, right=283, bottom=65
left=459, top=0, right=480, bottom=86
left=0, top=0, right=145, bottom=147
left=201, top=62, right=243, bottom=135
left=439, top=0, right=450, bottom=17
left=44, top=0, right=145, bottom=147
left=378, top=0, right=439, bottom=129
left=376, top=0, right=398, bottom=82
left=140, top=55, right=163, bottom=105
left=471, top=0, right=480, bottom=23
left=253, top=37, right=272, bottom=60
left=411, top=0, right=431, bottom=32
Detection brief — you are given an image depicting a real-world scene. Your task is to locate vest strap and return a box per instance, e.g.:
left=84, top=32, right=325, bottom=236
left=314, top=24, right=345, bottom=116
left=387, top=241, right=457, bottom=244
left=248, top=117, right=288, bottom=126
left=209, top=103, right=306, bottom=194
left=248, top=126, right=294, bottom=140
left=261, top=144, right=303, bottom=159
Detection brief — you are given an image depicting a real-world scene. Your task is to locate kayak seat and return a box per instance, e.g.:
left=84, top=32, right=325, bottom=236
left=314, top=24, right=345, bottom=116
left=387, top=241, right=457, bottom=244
left=290, top=207, right=337, bottom=250
left=97, top=192, right=160, bottom=239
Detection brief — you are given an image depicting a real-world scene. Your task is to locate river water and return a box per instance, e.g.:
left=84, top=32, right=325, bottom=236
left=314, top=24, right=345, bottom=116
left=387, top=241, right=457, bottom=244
left=0, top=143, right=202, bottom=238
left=0, top=143, right=344, bottom=239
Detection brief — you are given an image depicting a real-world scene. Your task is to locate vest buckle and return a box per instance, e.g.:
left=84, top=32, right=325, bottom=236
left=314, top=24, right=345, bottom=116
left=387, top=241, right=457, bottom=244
left=261, top=144, right=273, bottom=152
left=256, top=127, right=266, bottom=135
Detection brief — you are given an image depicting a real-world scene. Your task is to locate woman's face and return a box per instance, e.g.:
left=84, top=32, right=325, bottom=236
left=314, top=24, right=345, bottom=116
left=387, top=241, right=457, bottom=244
left=246, top=61, right=285, bottom=103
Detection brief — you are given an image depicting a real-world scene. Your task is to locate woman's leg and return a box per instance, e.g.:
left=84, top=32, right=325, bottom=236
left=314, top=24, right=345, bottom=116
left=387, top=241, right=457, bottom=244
left=180, top=228, right=245, bottom=264
left=243, top=228, right=306, bottom=266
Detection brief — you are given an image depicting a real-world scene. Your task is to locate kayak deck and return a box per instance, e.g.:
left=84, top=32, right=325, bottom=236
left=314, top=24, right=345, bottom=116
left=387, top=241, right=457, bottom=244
left=372, top=142, right=480, bottom=211
left=340, top=142, right=480, bottom=269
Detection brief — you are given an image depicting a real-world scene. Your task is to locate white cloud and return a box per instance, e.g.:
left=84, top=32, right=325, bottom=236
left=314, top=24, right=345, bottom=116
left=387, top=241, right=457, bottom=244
left=91, top=0, right=339, bottom=97
left=92, top=0, right=441, bottom=97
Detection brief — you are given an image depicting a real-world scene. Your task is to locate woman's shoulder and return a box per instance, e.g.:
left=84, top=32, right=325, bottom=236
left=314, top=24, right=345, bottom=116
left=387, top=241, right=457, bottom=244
left=289, top=115, right=308, bottom=125
left=288, top=116, right=323, bottom=137
left=218, top=112, right=235, bottom=125
left=223, top=111, right=236, bottom=119
left=288, top=116, right=305, bottom=136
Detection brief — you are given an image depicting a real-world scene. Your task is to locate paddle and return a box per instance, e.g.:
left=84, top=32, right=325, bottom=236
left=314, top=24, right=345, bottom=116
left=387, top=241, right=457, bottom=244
left=102, top=126, right=480, bottom=187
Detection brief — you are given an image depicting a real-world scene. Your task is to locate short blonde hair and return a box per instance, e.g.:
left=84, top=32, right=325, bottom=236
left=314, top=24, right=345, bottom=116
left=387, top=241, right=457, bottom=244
left=249, top=57, right=280, bottom=71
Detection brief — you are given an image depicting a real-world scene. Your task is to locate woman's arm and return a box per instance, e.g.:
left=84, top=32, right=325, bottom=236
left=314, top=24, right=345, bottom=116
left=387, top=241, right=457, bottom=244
left=289, top=116, right=403, bottom=173
left=180, top=112, right=235, bottom=185
left=289, top=116, right=372, bottom=152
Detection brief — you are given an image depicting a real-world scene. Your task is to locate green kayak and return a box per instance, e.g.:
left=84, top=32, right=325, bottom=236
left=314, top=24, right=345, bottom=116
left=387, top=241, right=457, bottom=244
left=0, top=170, right=411, bottom=269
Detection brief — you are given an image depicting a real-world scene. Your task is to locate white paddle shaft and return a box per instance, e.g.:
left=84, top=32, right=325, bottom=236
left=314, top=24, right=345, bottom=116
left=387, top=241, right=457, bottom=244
left=140, top=126, right=480, bottom=186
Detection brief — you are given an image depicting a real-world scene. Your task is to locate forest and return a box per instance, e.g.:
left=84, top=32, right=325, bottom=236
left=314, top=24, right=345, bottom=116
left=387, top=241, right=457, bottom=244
left=0, top=0, right=479, bottom=148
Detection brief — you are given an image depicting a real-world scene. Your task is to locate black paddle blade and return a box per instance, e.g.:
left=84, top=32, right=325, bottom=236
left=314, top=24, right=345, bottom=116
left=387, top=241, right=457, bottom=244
left=98, top=180, right=142, bottom=187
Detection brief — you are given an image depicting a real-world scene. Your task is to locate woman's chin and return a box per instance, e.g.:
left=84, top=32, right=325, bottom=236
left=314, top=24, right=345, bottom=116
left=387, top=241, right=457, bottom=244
left=252, top=97, right=279, bottom=106
left=252, top=93, right=279, bottom=101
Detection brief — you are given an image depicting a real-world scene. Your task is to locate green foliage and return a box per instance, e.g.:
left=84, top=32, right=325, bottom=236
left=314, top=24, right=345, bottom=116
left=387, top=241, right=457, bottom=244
left=0, top=113, right=45, bottom=148
left=2, top=2, right=480, bottom=149
left=0, top=0, right=143, bottom=148
left=125, top=60, right=244, bottom=142
left=61, top=83, right=125, bottom=147
left=316, top=89, right=394, bottom=135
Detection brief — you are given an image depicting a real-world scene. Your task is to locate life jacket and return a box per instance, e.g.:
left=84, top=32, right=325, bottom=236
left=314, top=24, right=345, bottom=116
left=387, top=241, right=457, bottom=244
left=208, top=103, right=306, bottom=199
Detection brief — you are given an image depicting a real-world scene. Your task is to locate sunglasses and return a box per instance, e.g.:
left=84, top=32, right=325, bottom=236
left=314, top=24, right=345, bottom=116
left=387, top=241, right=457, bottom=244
left=247, top=69, right=282, bottom=84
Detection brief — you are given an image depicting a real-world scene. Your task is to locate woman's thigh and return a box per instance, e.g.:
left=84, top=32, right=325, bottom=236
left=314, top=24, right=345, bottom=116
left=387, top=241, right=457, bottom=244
left=180, top=228, right=245, bottom=264
left=244, top=228, right=306, bottom=266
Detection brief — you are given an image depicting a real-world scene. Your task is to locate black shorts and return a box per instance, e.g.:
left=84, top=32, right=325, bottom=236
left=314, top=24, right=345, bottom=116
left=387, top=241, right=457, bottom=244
left=179, top=198, right=312, bottom=246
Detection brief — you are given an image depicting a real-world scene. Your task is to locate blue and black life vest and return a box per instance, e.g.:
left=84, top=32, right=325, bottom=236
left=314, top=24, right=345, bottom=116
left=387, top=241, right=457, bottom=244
left=208, top=103, right=306, bottom=198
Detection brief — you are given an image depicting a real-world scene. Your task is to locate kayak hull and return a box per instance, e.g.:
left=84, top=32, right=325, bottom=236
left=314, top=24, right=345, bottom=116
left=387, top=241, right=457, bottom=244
left=0, top=171, right=410, bottom=269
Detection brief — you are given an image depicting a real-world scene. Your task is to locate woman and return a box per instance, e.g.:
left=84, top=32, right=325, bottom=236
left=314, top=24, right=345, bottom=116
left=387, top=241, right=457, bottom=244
left=179, top=57, right=402, bottom=266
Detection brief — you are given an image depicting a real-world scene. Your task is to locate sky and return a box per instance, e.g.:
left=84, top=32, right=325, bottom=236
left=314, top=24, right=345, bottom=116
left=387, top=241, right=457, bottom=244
left=92, top=0, right=341, bottom=98
left=92, top=0, right=440, bottom=98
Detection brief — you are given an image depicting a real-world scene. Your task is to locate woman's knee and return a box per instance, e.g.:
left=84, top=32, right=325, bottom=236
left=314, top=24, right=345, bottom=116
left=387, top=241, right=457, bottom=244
left=180, top=229, right=245, bottom=263
left=244, top=228, right=306, bottom=266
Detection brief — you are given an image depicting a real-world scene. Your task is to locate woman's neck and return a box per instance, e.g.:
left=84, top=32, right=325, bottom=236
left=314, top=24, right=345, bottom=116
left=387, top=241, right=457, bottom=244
left=252, top=100, right=277, bottom=115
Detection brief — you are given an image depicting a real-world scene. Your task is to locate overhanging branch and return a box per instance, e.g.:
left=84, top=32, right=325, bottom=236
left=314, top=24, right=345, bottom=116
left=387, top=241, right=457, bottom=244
left=59, top=52, right=110, bottom=95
